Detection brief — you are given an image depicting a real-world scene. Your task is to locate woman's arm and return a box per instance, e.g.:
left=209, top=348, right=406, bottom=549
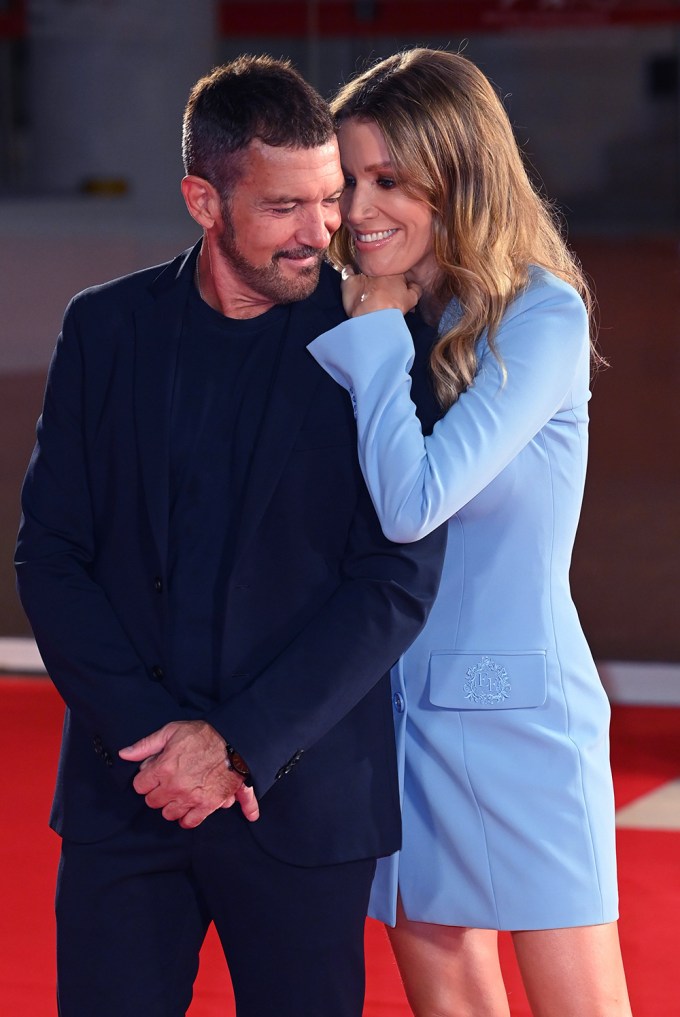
left=308, top=273, right=590, bottom=542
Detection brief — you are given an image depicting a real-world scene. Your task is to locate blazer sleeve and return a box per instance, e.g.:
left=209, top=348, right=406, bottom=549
left=308, top=274, right=591, bottom=542
left=206, top=461, right=447, bottom=795
left=15, top=300, right=187, bottom=783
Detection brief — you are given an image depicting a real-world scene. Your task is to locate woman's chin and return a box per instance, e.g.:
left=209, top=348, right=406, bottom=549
left=355, top=256, right=411, bottom=280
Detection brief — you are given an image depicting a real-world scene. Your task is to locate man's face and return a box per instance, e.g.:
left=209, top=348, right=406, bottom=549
left=216, top=138, right=344, bottom=309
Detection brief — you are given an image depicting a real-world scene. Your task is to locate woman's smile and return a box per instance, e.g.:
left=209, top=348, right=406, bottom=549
left=338, top=118, right=438, bottom=290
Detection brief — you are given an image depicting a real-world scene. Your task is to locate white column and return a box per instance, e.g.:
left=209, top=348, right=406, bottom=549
left=27, top=0, right=217, bottom=210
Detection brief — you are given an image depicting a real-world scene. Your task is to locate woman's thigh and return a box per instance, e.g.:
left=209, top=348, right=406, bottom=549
left=512, top=923, right=632, bottom=1017
left=386, top=896, right=510, bottom=1017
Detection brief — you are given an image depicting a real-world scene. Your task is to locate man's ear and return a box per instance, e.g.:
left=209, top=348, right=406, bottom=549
left=181, top=175, right=221, bottom=229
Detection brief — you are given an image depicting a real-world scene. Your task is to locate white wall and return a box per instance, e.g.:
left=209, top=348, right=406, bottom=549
left=2, top=25, right=678, bottom=373
left=0, top=201, right=197, bottom=371
left=219, top=26, right=680, bottom=226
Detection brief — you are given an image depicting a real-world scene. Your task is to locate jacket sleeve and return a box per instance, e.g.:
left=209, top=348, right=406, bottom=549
left=207, top=469, right=447, bottom=795
left=308, top=275, right=591, bottom=542
left=15, top=300, right=187, bottom=784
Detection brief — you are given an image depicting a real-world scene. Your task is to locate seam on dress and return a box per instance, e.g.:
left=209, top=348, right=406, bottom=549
left=454, top=514, right=502, bottom=928
left=542, top=423, right=606, bottom=922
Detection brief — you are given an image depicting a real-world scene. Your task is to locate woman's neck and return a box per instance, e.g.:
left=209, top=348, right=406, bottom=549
left=418, top=290, right=447, bottom=328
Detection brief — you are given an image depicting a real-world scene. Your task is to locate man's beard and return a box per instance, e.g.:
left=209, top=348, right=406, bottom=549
left=217, top=216, right=326, bottom=305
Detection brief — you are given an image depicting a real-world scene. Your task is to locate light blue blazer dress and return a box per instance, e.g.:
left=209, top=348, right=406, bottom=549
left=308, top=267, right=618, bottom=930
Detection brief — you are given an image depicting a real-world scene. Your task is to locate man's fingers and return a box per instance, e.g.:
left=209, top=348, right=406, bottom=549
left=178, top=806, right=213, bottom=830
left=161, top=800, right=189, bottom=823
left=142, top=783, right=255, bottom=828
left=119, top=725, right=174, bottom=762
left=121, top=721, right=248, bottom=825
left=218, top=783, right=260, bottom=822
left=136, top=780, right=167, bottom=805
left=236, top=784, right=260, bottom=823
left=131, top=755, right=172, bottom=796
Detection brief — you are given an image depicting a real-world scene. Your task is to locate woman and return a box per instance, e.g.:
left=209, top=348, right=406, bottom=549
left=308, top=49, right=633, bottom=1016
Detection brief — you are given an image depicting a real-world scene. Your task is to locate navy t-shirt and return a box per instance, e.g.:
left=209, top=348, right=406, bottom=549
left=167, top=285, right=288, bottom=708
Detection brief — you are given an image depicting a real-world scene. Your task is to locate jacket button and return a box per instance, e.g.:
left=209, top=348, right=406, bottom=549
left=151, top=665, right=164, bottom=680
left=153, top=576, right=163, bottom=593
left=393, top=692, right=405, bottom=713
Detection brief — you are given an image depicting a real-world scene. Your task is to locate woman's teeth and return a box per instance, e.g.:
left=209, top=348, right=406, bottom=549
left=356, top=229, right=397, bottom=242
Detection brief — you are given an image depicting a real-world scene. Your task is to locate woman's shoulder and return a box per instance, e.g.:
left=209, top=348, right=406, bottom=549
left=488, top=265, right=589, bottom=358
left=510, top=265, right=588, bottom=323
left=440, top=266, right=587, bottom=335
left=446, top=266, right=590, bottom=380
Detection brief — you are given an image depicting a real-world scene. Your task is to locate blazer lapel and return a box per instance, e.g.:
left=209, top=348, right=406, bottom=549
left=232, top=269, right=346, bottom=566
left=133, top=243, right=199, bottom=567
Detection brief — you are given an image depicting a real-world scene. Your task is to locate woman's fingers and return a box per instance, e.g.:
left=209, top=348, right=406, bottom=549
left=340, top=270, right=420, bottom=318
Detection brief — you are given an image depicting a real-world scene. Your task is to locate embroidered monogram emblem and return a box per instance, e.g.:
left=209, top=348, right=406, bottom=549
left=464, top=656, right=511, bottom=705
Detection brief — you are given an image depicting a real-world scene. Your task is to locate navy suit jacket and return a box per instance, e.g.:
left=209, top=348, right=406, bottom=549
left=15, top=244, right=446, bottom=867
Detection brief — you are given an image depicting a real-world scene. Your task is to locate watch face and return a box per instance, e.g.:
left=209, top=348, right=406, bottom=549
left=227, top=746, right=250, bottom=779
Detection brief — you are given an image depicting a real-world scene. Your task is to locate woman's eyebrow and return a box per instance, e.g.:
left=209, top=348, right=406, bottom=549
left=341, top=160, right=394, bottom=174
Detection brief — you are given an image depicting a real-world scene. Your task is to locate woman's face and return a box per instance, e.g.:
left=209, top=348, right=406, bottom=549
left=337, top=118, right=438, bottom=292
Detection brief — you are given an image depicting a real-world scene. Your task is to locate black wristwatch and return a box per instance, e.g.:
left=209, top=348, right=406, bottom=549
left=226, top=743, right=253, bottom=787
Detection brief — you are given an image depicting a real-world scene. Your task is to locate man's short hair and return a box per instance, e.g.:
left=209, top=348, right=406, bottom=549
left=182, top=54, right=335, bottom=197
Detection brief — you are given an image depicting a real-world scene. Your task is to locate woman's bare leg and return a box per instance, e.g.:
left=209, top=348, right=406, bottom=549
left=386, top=896, right=511, bottom=1017
left=512, top=923, right=633, bottom=1017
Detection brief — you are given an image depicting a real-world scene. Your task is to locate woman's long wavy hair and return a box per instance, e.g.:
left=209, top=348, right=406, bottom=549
left=330, top=48, right=601, bottom=409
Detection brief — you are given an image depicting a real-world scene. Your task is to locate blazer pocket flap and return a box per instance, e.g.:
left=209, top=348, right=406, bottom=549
left=429, top=650, right=547, bottom=710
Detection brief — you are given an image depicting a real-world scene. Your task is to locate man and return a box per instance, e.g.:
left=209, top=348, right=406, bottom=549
left=15, top=56, right=446, bottom=1016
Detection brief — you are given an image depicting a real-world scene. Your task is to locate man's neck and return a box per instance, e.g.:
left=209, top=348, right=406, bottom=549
left=195, top=253, right=275, bottom=319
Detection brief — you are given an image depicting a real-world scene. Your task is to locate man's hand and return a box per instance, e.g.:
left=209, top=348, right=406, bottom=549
left=340, top=265, right=421, bottom=318
left=119, top=720, right=260, bottom=828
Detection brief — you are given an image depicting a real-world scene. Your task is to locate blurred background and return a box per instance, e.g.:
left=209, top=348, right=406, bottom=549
left=0, top=0, right=678, bottom=697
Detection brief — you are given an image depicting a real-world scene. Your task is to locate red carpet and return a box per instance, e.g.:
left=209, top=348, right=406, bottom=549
left=0, top=677, right=677, bottom=1015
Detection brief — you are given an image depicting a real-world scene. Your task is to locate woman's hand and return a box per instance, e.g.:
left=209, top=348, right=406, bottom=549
left=340, top=265, right=421, bottom=318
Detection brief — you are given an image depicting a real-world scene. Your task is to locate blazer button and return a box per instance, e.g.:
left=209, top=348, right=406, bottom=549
left=393, top=692, right=405, bottom=713
left=150, top=665, right=164, bottom=681
left=153, top=576, right=163, bottom=593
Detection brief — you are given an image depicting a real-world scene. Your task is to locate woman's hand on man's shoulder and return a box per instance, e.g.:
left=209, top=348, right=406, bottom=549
left=340, top=265, right=421, bottom=318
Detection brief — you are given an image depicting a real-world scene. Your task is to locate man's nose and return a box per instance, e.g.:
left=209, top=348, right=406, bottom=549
left=298, top=205, right=341, bottom=249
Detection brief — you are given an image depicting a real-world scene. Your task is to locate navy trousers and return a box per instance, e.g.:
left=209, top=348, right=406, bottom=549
left=55, top=804, right=376, bottom=1016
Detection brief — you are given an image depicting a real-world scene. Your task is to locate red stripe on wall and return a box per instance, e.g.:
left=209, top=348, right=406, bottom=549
left=218, top=1, right=680, bottom=38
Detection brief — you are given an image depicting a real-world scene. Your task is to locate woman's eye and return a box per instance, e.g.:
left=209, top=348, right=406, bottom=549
left=343, top=175, right=356, bottom=187
left=377, top=177, right=396, bottom=189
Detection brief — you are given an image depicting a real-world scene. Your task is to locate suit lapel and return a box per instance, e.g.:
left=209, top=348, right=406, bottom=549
left=133, top=243, right=199, bottom=567
left=232, top=269, right=346, bottom=566
left=133, top=250, right=344, bottom=572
